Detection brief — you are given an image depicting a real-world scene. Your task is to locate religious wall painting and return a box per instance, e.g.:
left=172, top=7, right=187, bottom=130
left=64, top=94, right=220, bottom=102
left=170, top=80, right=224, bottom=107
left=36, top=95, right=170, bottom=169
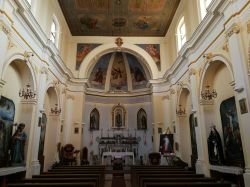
left=220, top=97, right=245, bottom=167
left=159, top=134, right=174, bottom=154
left=128, top=0, right=166, bottom=13
left=90, top=108, right=100, bottom=130
left=137, top=108, right=147, bottom=130
left=110, top=53, right=128, bottom=91
left=0, top=96, right=15, bottom=167
left=137, top=44, right=161, bottom=70
left=112, top=104, right=126, bottom=129
left=126, top=53, right=148, bottom=89
left=89, top=53, right=110, bottom=90
left=76, top=43, right=101, bottom=70
left=76, top=0, right=108, bottom=11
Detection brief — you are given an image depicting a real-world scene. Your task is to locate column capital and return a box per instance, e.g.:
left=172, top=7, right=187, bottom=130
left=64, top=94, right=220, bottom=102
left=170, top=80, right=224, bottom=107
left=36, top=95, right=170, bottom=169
left=189, top=68, right=197, bottom=77
left=67, top=94, right=75, bottom=100
left=247, top=21, right=250, bottom=34
left=0, top=20, right=11, bottom=35
left=226, top=23, right=240, bottom=39
left=40, top=67, right=48, bottom=75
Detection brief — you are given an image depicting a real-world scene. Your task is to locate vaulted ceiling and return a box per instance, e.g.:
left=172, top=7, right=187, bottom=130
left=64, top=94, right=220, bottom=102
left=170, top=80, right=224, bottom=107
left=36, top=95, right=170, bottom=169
left=58, top=0, right=180, bottom=37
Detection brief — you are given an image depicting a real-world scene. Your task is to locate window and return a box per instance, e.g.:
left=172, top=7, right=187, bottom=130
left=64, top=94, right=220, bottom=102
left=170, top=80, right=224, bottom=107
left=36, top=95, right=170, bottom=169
left=200, top=0, right=212, bottom=19
left=26, top=0, right=32, bottom=5
left=50, top=20, right=56, bottom=44
left=176, top=17, right=186, bottom=51
left=50, top=17, right=60, bottom=48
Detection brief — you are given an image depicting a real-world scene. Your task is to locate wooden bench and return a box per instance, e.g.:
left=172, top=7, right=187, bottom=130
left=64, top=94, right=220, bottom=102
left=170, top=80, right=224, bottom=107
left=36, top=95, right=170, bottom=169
left=140, top=177, right=217, bottom=187
left=7, top=182, right=96, bottom=187
left=143, top=181, right=231, bottom=187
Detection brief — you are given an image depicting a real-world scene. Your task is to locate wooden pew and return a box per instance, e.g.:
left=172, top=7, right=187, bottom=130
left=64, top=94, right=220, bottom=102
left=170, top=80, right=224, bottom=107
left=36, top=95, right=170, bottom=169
left=33, top=174, right=102, bottom=187
left=7, top=182, right=96, bottom=187
left=143, top=181, right=231, bottom=187
left=140, top=177, right=217, bottom=187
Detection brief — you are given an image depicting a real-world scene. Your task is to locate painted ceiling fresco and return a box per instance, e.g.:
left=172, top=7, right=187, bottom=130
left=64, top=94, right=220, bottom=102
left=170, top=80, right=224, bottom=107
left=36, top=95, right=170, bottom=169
left=88, top=52, right=149, bottom=92
left=58, top=0, right=180, bottom=36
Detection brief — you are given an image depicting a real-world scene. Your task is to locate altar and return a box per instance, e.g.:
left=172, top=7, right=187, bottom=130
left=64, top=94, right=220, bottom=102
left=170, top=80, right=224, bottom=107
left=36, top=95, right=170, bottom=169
left=102, top=151, right=134, bottom=165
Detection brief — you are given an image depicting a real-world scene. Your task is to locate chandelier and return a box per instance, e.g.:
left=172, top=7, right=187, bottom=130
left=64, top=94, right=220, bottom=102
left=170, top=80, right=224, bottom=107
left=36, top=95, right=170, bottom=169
left=51, top=104, right=61, bottom=114
left=176, top=105, right=186, bottom=116
left=19, top=83, right=36, bottom=99
left=201, top=85, right=217, bottom=100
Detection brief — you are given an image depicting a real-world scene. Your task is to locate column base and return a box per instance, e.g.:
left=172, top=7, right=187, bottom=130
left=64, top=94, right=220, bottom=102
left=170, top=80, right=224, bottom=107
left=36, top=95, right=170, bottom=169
left=31, top=160, right=41, bottom=176
left=195, top=159, right=210, bottom=176
left=244, top=168, right=250, bottom=187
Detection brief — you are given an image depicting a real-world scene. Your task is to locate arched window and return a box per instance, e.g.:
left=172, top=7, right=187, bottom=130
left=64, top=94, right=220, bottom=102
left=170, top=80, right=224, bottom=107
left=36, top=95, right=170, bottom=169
left=50, top=16, right=60, bottom=48
left=137, top=108, right=147, bottom=130
left=90, top=108, right=100, bottom=130
left=176, top=17, right=186, bottom=51
left=199, top=0, right=212, bottom=20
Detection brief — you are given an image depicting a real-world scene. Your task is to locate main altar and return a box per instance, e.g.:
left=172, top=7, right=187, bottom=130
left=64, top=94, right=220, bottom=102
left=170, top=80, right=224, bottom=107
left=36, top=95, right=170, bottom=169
left=96, top=133, right=140, bottom=165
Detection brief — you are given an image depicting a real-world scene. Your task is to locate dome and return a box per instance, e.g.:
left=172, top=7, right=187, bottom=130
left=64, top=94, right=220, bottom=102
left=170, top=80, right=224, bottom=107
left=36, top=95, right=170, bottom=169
left=87, top=52, right=150, bottom=94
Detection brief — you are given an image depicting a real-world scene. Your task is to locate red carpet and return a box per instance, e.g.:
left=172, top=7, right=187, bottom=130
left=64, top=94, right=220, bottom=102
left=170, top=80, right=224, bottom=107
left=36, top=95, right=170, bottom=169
left=111, top=176, right=126, bottom=187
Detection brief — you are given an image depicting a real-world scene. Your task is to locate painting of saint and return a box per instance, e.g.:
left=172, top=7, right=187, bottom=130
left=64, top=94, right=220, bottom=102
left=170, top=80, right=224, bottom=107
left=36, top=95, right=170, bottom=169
left=89, top=53, right=110, bottom=90
left=159, top=134, right=174, bottom=154
left=220, top=97, right=245, bottom=167
left=90, top=108, right=99, bottom=130
left=0, top=96, right=15, bottom=168
left=137, top=44, right=161, bottom=71
left=127, top=53, right=148, bottom=89
left=76, top=43, right=101, bottom=70
left=110, top=53, right=128, bottom=91
left=137, top=108, right=147, bottom=130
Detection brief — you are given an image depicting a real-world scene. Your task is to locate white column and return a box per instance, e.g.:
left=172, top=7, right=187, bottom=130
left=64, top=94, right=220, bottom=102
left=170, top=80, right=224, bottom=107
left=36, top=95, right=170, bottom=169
left=63, top=94, right=74, bottom=145
left=30, top=68, right=48, bottom=175
left=18, top=99, right=38, bottom=178
left=0, top=17, right=11, bottom=77
left=226, top=23, right=250, bottom=186
left=162, top=95, right=171, bottom=130
left=189, top=68, right=210, bottom=176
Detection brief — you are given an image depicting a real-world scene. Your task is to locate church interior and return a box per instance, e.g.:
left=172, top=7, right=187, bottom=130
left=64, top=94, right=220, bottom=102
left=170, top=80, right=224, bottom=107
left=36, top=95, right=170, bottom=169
left=0, top=0, right=250, bottom=186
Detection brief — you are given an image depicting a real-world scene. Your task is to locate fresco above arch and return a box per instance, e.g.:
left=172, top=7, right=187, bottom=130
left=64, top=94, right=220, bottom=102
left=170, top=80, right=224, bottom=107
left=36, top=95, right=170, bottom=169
left=110, top=53, right=128, bottom=92
left=76, top=43, right=101, bottom=70
left=126, top=53, right=148, bottom=90
left=137, top=44, right=161, bottom=71
left=89, top=53, right=111, bottom=90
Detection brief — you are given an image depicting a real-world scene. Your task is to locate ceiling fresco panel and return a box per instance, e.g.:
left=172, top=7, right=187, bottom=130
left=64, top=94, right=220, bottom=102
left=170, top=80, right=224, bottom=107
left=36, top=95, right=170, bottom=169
left=58, top=0, right=180, bottom=36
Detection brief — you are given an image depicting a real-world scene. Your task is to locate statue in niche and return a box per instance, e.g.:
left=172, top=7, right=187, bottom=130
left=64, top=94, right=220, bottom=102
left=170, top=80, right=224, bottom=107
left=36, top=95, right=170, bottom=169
left=10, top=123, right=27, bottom=166
left=112, top=104, right=125, bottom=128
left=207, top=125, right=224, bottom=165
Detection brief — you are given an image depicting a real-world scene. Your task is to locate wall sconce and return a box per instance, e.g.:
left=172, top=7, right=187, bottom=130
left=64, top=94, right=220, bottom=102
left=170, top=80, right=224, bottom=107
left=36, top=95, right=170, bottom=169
left=201, top=85, right=217, bottom=100
left=176, top=105, right=186, bottom=116
left=51, top=104, right=61, bottom=114
left=19, top=83, right=36, bottom=99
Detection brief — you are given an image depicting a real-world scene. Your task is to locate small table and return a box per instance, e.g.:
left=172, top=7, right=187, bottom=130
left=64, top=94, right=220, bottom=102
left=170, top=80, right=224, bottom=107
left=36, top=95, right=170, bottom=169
left=102, top=152, right=134, bottom=165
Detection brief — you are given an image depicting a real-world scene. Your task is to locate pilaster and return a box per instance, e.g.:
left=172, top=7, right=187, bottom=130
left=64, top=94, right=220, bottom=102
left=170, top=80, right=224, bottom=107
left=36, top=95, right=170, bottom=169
left=226, top=22, right=250, bottom=187
left=188, top=68, right=210, bottom=176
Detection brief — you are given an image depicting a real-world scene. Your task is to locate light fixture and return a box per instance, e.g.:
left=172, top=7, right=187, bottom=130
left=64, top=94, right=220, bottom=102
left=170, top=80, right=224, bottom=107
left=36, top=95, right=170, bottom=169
left=19, top=83, right=36, bottom=99
left=51, top=104, right=61, bottom=114
left=201, top=85, right=217, bottom=100
left=176, top=105, right=186, bottom=116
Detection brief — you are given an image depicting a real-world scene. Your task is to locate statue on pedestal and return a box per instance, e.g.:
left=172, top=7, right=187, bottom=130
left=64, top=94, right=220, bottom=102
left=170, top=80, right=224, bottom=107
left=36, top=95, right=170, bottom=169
left=207, top=125, right=224, bottom=165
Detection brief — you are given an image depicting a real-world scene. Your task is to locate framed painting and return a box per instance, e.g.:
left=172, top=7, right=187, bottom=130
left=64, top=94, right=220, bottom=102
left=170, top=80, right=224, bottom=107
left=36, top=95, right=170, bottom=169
left=159, top=134, right=174, bottom=154
left=0, top=96, right=15, bottom=167
left=137, top=108, right=147, bottom=130
left=239, top=98, right=248, bottom=114
left=220, top=97, right=245, bottom=167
